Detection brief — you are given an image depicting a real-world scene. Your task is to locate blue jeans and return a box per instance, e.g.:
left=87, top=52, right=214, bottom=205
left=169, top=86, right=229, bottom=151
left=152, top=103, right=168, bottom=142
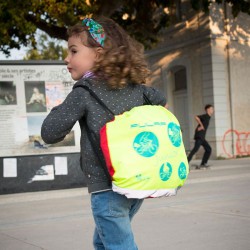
left=91, top=190, right=144, bottom=250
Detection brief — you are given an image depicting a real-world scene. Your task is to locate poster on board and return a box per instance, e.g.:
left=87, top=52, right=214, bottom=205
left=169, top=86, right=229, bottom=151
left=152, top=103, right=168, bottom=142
left=0, top=63, right=80, bottom=157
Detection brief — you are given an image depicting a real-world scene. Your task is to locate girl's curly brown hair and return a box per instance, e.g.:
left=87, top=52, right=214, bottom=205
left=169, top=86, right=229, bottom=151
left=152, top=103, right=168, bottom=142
left=67, top=16, right=150, bottom=89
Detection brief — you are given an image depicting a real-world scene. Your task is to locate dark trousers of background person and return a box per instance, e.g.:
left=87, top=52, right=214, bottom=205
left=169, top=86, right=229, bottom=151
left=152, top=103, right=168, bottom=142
left=187, top=139, right=212, bottom=165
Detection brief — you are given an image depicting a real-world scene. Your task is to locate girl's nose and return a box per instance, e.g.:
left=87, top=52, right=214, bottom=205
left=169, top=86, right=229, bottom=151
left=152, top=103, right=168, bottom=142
left=64, top=55, right=69, bottom=65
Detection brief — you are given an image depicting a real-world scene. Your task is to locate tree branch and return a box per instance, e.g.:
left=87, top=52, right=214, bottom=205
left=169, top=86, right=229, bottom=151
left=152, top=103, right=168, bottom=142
left=95, top=0, right=125, bottom=16
left=25, top=14, right=68, bottom=41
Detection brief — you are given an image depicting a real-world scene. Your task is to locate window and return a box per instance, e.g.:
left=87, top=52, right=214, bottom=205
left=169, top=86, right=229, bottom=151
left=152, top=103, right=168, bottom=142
left=174, top=67, right=187, bottom=91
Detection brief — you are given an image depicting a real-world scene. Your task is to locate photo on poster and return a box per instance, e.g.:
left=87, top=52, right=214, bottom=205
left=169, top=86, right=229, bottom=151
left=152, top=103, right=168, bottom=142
left=28, top=116, right=76, bottom=150
left=25, top=81, right=47, bottom=113
left=45, top=82, right=64, bottom=111
left=0, top=81, right=17, bottom=105
left=48, top=131, right=76, bottom=147
left=27, top=116, right=47, bottom=149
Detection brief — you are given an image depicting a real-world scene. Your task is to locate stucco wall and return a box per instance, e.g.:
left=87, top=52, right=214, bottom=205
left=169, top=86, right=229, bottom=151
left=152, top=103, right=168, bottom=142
left=209, top=3, right=250, bottom=157
left=146, top=2, right=250, bottom=159
left=229, top=41, right=250, bottom=131
left=228, top=10, right=250, bottom=132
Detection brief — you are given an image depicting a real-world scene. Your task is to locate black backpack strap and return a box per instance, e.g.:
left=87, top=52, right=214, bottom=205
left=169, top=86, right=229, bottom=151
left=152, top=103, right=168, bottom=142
left=84, top=123, right=112, bottom=182
left=143, top=93, right=152, bottom=105
left=73, top=84, right=112, bottom=181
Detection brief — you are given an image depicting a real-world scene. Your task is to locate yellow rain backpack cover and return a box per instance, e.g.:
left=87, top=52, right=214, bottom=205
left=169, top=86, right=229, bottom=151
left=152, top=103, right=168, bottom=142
left=100, top=105, right=189, bottom=198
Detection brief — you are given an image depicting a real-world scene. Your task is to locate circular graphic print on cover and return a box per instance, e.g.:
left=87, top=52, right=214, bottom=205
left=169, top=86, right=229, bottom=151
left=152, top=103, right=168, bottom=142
left=159, top=162, right=172, bottom=181
left=167, top=122, right=181, bottom=147
left=178, top=162, right=187, bottom=180
left=133, top=131, right=159, bottom=157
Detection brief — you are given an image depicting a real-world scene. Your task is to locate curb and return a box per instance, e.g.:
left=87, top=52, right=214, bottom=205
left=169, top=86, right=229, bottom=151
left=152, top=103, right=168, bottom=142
left=0, top=187, right=89, bottom=205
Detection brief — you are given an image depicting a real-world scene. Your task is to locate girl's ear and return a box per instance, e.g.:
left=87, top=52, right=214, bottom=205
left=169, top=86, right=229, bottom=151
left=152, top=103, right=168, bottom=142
left=95, top=47, right=104, bottom=61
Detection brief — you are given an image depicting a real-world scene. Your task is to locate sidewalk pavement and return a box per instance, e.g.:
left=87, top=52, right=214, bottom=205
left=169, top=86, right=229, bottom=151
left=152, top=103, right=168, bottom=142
left=0, top=157, right=250, bottom=250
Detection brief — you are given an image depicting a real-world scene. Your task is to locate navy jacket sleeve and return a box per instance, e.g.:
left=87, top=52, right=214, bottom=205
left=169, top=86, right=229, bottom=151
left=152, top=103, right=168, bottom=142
left=142, top=85, right=167, bottom=106
left=41, top=87, right=87, bottom=144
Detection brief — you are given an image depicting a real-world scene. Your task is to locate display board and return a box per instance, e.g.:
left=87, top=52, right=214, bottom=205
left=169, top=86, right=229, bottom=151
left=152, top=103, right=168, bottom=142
left=0, top=62, right=80, bottom=157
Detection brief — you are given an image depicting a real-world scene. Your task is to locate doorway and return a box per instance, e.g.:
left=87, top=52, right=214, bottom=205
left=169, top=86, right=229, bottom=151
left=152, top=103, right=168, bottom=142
left=172, top=66, right=190, bottom=150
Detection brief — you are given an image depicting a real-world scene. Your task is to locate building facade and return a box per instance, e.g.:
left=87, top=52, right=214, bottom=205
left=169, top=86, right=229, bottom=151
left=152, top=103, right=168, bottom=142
left=146, top=1, right=250, bottom=159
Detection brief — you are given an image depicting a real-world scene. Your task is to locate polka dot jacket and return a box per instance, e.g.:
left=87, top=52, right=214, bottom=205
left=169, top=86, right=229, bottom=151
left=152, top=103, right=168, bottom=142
left=41, top=77, right=166, bottom=193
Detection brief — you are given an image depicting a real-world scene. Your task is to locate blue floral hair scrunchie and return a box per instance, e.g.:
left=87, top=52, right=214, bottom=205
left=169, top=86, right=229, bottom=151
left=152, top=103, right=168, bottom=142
left=82, top=18, right=106, bottom=47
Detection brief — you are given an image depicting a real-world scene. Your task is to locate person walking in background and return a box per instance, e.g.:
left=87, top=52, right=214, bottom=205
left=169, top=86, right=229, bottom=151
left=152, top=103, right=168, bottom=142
left=187, top=104, right=214, bottom=169
left=41, top=16, right=167, bottom=250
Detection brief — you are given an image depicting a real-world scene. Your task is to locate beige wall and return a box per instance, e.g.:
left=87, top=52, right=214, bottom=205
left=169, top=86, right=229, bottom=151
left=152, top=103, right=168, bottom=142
left=146, top=1, right=250, bottom=158
left=228, top=9, right=250, bottom=132
left=229, top=41, right=250, bottom=131
left=209, top=3, right=250, bottom=157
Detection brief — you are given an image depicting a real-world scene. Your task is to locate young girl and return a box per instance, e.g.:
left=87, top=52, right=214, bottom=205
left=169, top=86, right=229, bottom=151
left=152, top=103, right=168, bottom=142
left=41, top=16, right=167, bottom=250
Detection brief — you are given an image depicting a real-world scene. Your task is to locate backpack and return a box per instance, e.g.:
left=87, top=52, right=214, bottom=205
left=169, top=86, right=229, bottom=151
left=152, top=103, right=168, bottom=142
left=74, top=85, right=189, bottom=199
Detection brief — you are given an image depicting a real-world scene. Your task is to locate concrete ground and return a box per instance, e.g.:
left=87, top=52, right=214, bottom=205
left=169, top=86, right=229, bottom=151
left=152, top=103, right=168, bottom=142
left=0, top=157, right=250, bottom=250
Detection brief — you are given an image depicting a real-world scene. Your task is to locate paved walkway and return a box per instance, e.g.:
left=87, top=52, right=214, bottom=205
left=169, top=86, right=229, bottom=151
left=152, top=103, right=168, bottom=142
left=0, top=158, right=250, bottom=250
